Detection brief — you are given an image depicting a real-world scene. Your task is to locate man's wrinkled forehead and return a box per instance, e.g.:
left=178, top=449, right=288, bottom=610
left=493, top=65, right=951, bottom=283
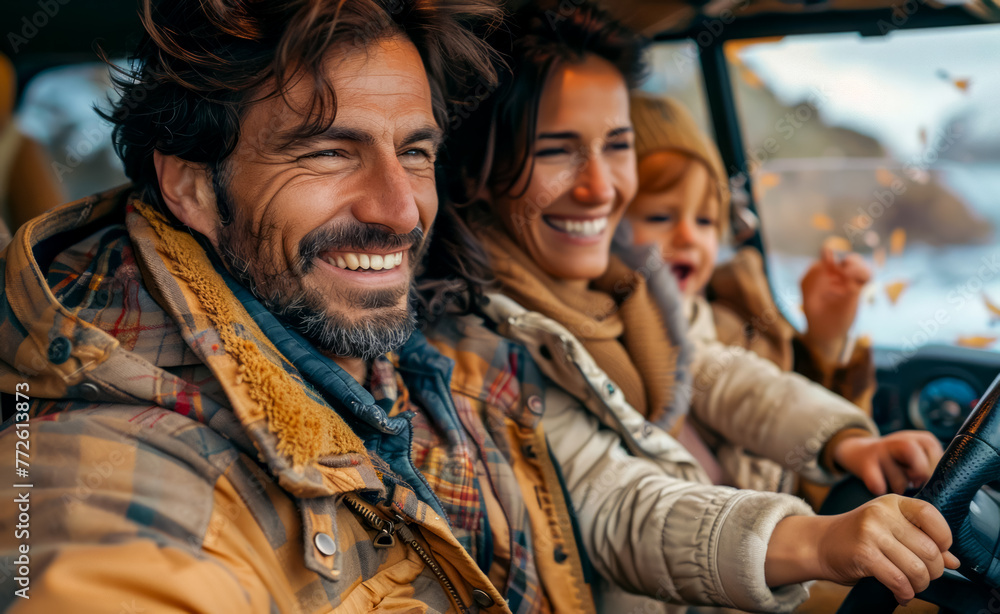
left=244, top=36, right=440, bottom=153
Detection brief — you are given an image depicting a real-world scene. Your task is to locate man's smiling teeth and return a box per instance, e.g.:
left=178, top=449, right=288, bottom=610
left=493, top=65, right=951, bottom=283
left=546, top=216, right=608, bottom=238
left=327, top=251, right=404, bottom=271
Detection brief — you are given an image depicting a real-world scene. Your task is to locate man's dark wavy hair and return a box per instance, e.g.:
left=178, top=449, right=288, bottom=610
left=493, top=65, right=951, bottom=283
left=101, top=0, right=501, bottom=225
left=417, top=0, right=648, bottom=320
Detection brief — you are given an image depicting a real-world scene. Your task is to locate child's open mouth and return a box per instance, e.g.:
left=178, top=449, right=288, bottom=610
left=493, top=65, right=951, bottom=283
left=670, top=262, right=695, bottom=290
left=671, top=263, right=694, bottom=281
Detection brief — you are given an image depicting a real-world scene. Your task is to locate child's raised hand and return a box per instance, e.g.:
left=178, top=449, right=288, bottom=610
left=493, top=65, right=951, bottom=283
left=832, top=431, right=944, bottom=495
left=800, top=246, right=873, bottom=364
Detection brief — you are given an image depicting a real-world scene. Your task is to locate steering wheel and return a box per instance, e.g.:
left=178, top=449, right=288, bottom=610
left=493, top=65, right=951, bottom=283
left=837, top=372, right=1000, bottom=613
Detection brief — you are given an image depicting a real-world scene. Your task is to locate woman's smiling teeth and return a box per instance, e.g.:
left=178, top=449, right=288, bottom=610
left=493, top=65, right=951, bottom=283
left=544, top=216, right=609, bottom=238
left=326, top=251, right=405, bottom=271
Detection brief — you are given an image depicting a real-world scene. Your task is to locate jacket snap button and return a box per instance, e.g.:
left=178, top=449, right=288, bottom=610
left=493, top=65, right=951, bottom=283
left=49, top=337, right=73, bottom=365
left=526, top=395, right=543, bottom=416
left=313, top=532, right=337, bottom=556
left=79, top=383, right=100, bottom=401
left=472, top=589, right=494, bottom=607
left=47, top=336, right=72, bottom=365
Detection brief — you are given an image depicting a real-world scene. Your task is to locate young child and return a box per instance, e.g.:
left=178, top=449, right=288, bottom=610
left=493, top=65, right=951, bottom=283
left=626, top=94, right=940, bottom=501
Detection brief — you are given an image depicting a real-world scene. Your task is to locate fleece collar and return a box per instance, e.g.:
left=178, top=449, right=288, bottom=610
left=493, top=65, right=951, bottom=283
left=128, top=197, right=389, bottom=496
left=1, top=186, right=397, bottom=498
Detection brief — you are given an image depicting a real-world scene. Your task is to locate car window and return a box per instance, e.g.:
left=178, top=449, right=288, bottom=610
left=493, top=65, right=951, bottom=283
left=725, top=25, right=1000, bottom=358
left=17, top=62, right=126, bottom=202
left=640, top=40, right=714, bottom=139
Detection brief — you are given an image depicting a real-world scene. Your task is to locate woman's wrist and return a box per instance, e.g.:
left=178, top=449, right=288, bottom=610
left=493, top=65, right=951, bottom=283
left=764, top=515, right=830, bottom=587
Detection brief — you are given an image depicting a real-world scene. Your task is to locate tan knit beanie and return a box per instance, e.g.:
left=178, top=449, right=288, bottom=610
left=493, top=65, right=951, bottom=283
left=630, top=94, right=731, bottom=233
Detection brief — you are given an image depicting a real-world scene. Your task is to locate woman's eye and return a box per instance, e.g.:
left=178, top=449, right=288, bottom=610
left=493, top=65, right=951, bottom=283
left=606, top=141, right=632, bottom=151
left=535, top=147, right=570, bottom=157
left=645, top=215, right=673, bottom=223
left=697, top=217, right=717, bottom=226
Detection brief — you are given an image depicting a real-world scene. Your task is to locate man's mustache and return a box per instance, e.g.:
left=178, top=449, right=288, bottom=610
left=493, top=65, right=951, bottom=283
left=298, top=222, right=426, bottom=272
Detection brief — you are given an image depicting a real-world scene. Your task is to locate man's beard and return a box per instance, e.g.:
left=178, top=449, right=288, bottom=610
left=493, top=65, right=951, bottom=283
left=213, top=184, right=425, bottom=362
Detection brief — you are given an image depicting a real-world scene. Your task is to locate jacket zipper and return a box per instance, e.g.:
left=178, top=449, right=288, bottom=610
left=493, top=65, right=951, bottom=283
left=344, top=495, right=469, bottom=614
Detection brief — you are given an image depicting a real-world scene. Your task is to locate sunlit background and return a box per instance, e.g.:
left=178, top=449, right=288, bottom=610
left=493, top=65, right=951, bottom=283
left=642, top=23, right=1000, bottom=353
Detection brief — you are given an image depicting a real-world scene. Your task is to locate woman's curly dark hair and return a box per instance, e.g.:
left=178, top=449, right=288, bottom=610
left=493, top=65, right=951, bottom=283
left=100, top=0, right=501, bottom=225
left=416, top=0, right=648, bottom=322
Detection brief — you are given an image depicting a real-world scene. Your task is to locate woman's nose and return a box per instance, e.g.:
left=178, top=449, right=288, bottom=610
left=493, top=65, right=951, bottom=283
left=571, top=156, right=615, bottom=205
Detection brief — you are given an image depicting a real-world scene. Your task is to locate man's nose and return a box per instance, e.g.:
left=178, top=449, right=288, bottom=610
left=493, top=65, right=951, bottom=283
left=571, top=156, right=616, bottom=205
left=351, top=155, right=421, bottom=234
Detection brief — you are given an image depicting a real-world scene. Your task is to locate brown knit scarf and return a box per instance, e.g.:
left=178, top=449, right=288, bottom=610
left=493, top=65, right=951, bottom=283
left=483, top=229, right=680, bottom=432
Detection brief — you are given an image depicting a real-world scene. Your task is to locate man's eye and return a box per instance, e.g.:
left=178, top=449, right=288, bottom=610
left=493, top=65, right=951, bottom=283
left=401, top=148, right=433, bottom=160
left=303, top=150, right=344, bottom=159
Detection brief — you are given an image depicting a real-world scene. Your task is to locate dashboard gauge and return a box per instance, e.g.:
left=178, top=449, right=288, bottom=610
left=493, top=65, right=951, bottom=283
left=909, top=377, right=979, bottom=441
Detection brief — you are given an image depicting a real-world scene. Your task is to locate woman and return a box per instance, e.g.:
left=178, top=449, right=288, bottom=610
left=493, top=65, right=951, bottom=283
left=414, top=2, right=957, bottom=612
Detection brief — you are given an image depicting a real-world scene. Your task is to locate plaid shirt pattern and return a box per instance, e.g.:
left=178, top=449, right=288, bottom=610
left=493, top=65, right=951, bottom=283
left=417, top=314, right=598, bottom=614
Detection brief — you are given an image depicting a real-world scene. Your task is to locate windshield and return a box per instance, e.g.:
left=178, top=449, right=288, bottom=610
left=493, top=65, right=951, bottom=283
left=726, top=24, right=1000, bottom=356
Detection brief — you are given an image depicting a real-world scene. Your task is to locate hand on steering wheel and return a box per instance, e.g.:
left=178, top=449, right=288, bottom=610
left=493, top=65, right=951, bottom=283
left=817, top=496, right=959, bottom=606
left=768, top=495, right=959, bottom=606
left=833, top=430, right=944, bottom=495
left=837, top=372, right=1000, bottom=613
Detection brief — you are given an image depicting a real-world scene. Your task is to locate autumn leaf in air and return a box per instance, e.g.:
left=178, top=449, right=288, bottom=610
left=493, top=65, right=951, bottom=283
left=811, top=213, right=834, bottom=231
left=984, top=294, right=1000, bottom=321
left=875, top=167, right=898, bottom=187
left=935, top=69, right=972, bottom=94
left=885, top=280, right=909, bottom=305
left=956, top=336, right=997, bottom=349
left=889, top=228, right=907, bottom=256
left=758, top=173, right=781, bottom=188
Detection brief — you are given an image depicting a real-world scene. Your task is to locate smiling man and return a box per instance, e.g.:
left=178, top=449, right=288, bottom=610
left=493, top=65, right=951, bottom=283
left=161, top=33, right=442, bottom=381
left=0, top=1, right=502, bottom=612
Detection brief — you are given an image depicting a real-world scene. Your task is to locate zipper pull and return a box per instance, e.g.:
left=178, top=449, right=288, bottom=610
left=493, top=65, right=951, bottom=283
left=373, top=519, right=396, bottom=549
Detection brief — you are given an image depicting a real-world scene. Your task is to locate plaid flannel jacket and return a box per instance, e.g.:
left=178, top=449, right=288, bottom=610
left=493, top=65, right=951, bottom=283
left=418, top=313, right=597, bottom=614
left=0, top=187, right=508, bottom=613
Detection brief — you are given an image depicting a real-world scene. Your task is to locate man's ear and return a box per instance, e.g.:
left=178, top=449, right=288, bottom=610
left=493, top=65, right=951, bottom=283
left=153, top=151, right=220, bottom=245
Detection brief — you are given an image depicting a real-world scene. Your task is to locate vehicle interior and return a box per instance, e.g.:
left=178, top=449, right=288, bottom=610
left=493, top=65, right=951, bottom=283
left=2, top=0, right=999, bottom=611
